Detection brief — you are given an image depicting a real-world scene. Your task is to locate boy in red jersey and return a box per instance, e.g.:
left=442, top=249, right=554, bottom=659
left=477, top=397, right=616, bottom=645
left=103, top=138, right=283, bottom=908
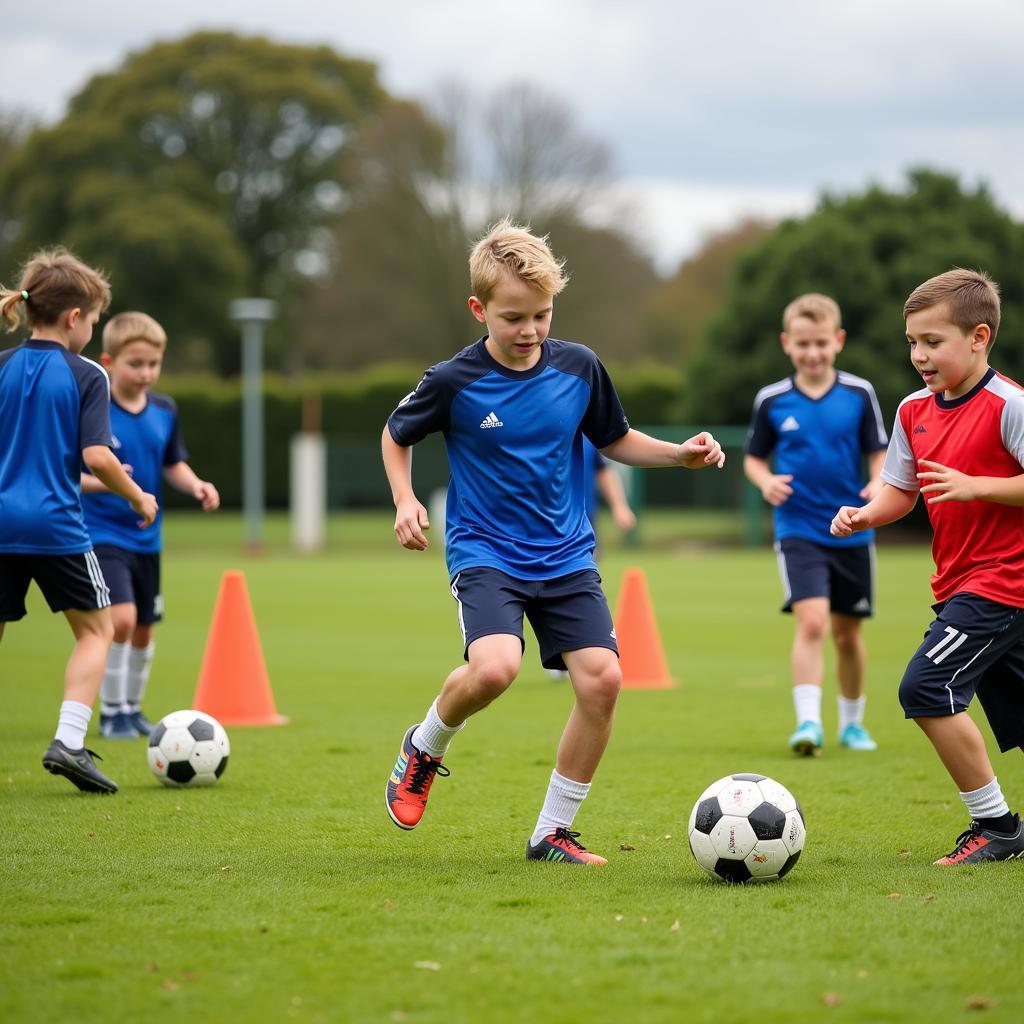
left=832, top=269, right=1024, bottom=864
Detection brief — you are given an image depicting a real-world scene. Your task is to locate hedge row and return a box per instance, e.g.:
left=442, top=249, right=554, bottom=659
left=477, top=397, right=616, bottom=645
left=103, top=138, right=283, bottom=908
left=159, top=361, right=685, bottom=509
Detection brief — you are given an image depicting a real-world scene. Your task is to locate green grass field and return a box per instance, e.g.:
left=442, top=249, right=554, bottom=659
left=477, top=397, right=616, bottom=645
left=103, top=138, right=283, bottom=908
left=2, top=511, right=1022, bottom=1023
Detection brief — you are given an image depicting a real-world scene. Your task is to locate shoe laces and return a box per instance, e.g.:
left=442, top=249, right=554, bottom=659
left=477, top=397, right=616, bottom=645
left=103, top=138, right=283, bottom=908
left=551, top=828, right=586, bottom=851
left=405, top=751, right=449, bottom=795
left=945, top=821, right=983, bottom=859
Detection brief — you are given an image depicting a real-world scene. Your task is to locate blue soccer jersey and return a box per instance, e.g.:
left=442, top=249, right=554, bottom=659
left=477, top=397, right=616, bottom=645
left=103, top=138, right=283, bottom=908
left=0, top=340, right=113, bottom=554
left=83, top=392, right=187, bottom=554
left=745, top=371, right=888, bottom=547
left=387, top=337, right=630, bottom=580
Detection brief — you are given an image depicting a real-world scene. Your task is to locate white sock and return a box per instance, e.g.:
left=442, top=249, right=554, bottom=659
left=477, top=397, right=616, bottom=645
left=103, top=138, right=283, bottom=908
left=125, top=641, right=155, bottom=711
left=792, top=684, right=822, bottom=726
left=55, top=700, right=92, bottom=749
left=838, top=695, right=866, bottom=732
left=100, top=642, right=130, bottom=716
left=531, top=769, right=591, bottom=846
left=411, top=698, right=465, bottom=758
left=960, top=777, right=1010, bottom=821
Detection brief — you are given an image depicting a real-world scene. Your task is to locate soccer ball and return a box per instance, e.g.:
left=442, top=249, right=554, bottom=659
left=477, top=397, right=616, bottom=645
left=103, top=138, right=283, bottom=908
left=147, top=710, right=230, bottom=787
left=687, top=773, right=805, bottom=883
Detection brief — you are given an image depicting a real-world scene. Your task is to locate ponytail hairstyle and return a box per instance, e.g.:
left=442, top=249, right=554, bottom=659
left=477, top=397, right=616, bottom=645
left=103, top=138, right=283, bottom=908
left=1, top=247, right=112, bottom=333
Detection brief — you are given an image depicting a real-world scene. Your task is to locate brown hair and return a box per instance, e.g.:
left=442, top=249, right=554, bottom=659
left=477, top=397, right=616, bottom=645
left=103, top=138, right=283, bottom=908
left=782, top=293, right=842, bottom=332
left=469, top=218, right=568, bottom=303
left=103, top=311, right=167, bottom=357
left=903, top=268, right=1001, bottom=346
left=0, top=247, right=111, bottom=333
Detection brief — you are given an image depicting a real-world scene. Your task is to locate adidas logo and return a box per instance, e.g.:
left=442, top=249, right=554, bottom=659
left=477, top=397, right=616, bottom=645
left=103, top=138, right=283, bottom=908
left=852, top=597, right=871, bottom=613
left=480, top=412, right=504, bottom=429
left=780, top=415, right=800, bottom=432
left=914, top=425, right=927, bottom=434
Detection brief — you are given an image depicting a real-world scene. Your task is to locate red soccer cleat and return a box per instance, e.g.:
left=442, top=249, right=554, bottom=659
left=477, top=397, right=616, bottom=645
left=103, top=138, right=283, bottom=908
left=526, top=828, right=608, bottom=865
left=934, top=815, right=1024, bottom=865
left=386, top=724, right=449, bottom=830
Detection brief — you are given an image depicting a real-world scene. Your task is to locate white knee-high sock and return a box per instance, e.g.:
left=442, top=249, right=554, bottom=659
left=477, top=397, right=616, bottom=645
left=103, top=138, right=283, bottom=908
left=960, top=777, right=1010, bottom=821
left=126, top=642, right=155, bottom=711
left=100, top=642, right=130, bottom=716
left=55, top=700, right=92, bottom=749
left=411, top=698, right=465, bottom=758
left=531, top=770, right=591, bottom=846
left=792, top=684, right=822, bottom=726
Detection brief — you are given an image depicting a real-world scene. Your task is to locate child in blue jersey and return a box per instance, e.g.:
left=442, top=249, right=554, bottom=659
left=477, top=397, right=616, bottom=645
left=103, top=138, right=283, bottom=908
left=81, top=312, right=220, bottom=739
left=383, top=219, right=724, bottom=864
left=0, top=249, right=158, bottom=794
left=744, top=294, right=888, bottom=756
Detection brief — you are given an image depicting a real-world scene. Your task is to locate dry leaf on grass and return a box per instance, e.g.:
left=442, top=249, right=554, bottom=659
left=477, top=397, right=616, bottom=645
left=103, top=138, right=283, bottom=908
left=821, top=993, right=842, bottom=1007
left=414, top=961, right=441, bottom=971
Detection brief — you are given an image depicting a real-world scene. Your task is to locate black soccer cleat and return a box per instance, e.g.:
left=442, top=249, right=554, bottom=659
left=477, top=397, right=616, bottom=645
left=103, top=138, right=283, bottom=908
left=934, top=814, right=1024, bottom=865
left=42, top=739, right=118, bottom=794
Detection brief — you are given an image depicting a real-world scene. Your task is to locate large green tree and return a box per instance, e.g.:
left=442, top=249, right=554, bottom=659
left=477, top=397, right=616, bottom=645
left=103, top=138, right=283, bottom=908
left=304, top=84, right=659, bottom=369
left=685, top=171, right=1024, bottom=425
left=0, top=32, right=386, bottom=373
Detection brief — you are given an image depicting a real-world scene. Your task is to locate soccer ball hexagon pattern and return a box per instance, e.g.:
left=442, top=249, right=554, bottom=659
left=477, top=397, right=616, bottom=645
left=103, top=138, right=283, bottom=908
left=147, top=710, right=230, bottom=787
left=687, top=773, right=805, bottom=882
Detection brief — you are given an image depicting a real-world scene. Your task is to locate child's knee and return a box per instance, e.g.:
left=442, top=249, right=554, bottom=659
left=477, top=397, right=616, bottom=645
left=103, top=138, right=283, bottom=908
left=471, top=658, right=519, bottom=700
left=576, top=655, right=622, bottom=708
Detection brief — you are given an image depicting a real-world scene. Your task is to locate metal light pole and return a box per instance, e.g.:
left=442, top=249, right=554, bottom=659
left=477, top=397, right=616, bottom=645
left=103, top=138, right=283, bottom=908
left=229, top=298, right=277, bottom=551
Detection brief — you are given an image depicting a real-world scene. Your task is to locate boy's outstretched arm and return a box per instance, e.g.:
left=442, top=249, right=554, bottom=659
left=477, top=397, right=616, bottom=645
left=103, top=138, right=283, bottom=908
left=917, top=461, right=1024, bottom=506
left=601, top=428, right=725, bottom=469
left=82, top=445, right=158, bottom=527
left=595, top=464, right=636, bottom=533
left=831, top=483, right=917, bottom=538
left=743, top=454, right=793, bottom=507
left=382, top=426, right=429, bottom=550
left=165, top=462, right=220, bottom=511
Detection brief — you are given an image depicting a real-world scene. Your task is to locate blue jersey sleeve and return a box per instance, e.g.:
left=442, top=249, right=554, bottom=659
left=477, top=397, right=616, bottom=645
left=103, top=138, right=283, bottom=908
left=745, top=394, right=777, bottom=459
left=76, top=360, right=113, bottom=449
left=152, top=394, right=189, bottom=465
left=578, top=355, right=629, bottom=449
left=856, top=383, right=888, bottom=454
left=387, top=363, right=452, bottom=446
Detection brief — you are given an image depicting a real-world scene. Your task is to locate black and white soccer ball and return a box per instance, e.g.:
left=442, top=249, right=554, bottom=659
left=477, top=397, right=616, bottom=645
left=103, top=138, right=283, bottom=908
left=147, top=710, right=230, bottom=787
left=687, top=773, right=805, bottom=883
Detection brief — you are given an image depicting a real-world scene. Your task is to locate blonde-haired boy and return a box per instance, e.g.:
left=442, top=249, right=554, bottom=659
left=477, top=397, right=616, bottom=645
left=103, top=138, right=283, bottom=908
left=82, top=311, right=219, bottom=738
left=833, top=268, right=1024, bottom=864
left=745, top=293, right=888, bottom=756
left=382, top=219, right=725, bottom=864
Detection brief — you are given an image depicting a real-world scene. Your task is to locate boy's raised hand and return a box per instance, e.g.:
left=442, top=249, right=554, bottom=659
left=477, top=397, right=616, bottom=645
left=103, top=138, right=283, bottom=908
left=678, top=432, right=726, bottom=469
left=394, top=498, right=430, bottom=550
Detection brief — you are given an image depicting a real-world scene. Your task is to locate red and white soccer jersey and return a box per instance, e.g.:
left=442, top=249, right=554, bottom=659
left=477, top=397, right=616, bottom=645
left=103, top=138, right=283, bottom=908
left=882, top=368, right=1024, bottom=607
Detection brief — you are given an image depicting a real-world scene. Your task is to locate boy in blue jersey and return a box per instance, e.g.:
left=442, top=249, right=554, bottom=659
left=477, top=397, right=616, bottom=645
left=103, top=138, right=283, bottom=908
left=744, top=294, right=888, bottom=756
left=383, top=219, right=724, bottom=864
left=0, top=249, right=158, bottom=794
left=82, top=312, right=220, bottom=739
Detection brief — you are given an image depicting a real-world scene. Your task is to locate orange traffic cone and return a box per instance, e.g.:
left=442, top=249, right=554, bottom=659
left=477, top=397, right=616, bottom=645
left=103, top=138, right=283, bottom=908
left=613, top=568, right=675, bottom=689
left=192, top=570, right=287, bottom=725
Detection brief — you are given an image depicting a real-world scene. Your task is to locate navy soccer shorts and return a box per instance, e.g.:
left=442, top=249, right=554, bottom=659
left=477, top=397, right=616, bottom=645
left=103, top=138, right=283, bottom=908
left=775, top=537, right=874, bottom=617
left=0, top=551, right=110, bottom=620
left=93, top=545, right=164, bottom=625
left=898, top=593, right=1024, bottom=752
left=449, top=566, right=618, bottom=671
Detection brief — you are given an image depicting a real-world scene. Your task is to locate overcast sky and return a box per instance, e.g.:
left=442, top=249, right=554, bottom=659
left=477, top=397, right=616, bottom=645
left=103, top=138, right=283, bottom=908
left=2, top=1, right=1023, bottom=272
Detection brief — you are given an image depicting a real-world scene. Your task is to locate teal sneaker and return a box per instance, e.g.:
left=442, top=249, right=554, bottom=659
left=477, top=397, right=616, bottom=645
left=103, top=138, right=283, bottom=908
left=788, top=720, right=823, bottom=756
left=840, top=723, right=877, bottom=751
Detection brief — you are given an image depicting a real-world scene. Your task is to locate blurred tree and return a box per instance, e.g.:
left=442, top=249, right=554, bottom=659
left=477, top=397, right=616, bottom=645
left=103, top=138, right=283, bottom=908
left=685, top=170, right=1024, bottom=425
left=304, top=83, right=658, bottom=369
left=642, top=219, right=772, bottom=364
left=0, top=32, right=386, bottom=372
left=0, top=106, right=37, bottom=282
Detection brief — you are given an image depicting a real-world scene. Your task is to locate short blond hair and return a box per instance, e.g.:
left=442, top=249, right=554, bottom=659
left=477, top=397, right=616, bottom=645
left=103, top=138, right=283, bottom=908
left=0, top=247, right=111, bottom=332
left=469, top=218, right=568, bottom=303
left=903, top=268, right=1001, bottom=346
left=102, top=311, right=167, bottom=357
left=782, top=293, right=842, bottom=333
